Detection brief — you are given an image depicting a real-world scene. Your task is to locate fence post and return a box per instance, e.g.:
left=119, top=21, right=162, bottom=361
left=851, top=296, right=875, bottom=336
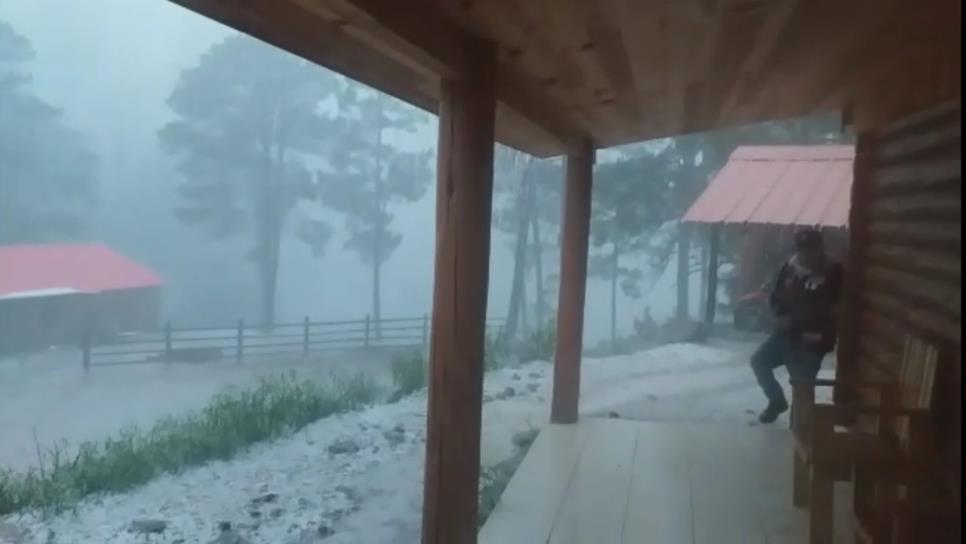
left=422, top=314, right=429, bottom=348
left=364, top=315, right=371, bottom=348
left=236, top=319, right=244, bottom=364
left=303, top=316, right=310, bottom=356
left=163, top=320, right=172, bottom=363
left=81, top=328, right=91, bottom=372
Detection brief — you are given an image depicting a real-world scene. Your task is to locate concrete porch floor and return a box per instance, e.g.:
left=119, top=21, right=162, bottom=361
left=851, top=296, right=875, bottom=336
left=480, top=417, right=854, bottom=544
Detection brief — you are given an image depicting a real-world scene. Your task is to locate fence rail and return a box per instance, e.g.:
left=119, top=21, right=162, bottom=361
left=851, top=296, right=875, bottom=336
left=83, top=315, right=506, bottom=370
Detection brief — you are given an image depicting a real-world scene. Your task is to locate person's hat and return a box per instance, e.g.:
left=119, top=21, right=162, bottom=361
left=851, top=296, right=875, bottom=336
left=794, top=228, right=824, bottom=250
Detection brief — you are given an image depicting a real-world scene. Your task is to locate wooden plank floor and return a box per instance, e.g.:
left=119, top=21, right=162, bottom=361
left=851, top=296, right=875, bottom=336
left=480, top=418, right=854, bottom=544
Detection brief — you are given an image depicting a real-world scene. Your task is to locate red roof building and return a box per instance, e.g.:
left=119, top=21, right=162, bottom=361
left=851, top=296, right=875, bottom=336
left=0, top=243, right=163, bottom=353
left=0, top=243, right=163, bottom=299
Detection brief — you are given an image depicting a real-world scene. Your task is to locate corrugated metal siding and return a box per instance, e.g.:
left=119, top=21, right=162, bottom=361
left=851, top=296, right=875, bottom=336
left=839, top=101, right=961, bottom=531
left=682, top=145, right=854, bottom=227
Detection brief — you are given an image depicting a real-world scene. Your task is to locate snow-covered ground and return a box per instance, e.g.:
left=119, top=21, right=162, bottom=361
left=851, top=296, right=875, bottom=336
left=0, top=340, right=835, bottom=544
left=0, top=349, right=399, bottom=472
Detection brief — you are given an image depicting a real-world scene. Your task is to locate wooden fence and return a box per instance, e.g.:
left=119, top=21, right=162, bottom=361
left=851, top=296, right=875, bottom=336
left=83, top=315, right=506, bottom=370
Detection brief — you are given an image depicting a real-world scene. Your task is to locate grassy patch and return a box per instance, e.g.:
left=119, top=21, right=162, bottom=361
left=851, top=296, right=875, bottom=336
left=584, top=335, right=641, bottom=358
left=0, top=372, right=378, bottom=516
left=484, top=335, right=511, bottom=372
left=389, top=336, right=509, bottom=402
left=516, top=323, right=556, bottom=363
left=388, top=350, right=427, bottom=402
left=477, top=428, right=540, bottom=528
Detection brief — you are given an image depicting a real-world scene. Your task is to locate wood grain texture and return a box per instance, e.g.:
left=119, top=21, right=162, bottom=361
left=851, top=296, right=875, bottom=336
left=169, top=0, right=960, bottom=157
left=848, top=101, right=961, bottom=515
left=550, top=138, right=594, bottom=424
left=421, top=42, right=497, bottom=544
left=480, top=418, right=856, bottom=544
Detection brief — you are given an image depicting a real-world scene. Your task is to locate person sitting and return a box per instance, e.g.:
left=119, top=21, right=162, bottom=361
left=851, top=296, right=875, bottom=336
left=750, top=228, right=844, bottom=424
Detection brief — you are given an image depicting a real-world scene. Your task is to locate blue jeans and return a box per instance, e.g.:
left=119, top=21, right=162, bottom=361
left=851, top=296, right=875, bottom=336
left=750, top=332, right=824, bottom=405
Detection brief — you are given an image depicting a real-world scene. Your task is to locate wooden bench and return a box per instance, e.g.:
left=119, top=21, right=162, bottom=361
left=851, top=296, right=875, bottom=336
left=850, top=337, right=940, bottom=544
left=789, top=334, right=938, bottom=544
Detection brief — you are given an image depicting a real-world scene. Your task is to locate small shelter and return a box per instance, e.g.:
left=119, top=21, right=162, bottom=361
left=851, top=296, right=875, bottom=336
left=683, top=145, right=854, bottom=324
left=0, top=243, right=163, bottom=353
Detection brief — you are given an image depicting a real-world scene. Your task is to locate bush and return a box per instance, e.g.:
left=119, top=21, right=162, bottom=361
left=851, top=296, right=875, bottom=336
left=0, top=372, right=378, bottom=516
left=584, top=335, right=638, bottom=358
left=477, top=428, right=540, bottom=528
left=484, top=334, right=510, bottom=372
left=389, top=350, right=427, bottom=401
left=390, top=338, right=508, bottom=403
left=516, top=322, right=556, bottom=363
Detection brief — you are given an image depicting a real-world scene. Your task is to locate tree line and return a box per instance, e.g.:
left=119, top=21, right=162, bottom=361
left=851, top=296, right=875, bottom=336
left=1, top=20, right=848, bottom=342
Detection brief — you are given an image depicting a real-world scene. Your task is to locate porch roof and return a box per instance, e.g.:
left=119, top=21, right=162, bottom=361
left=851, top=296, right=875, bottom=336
left=682, top=145, right=854, bottom=228
left=167, top=0, right=960, bottom=157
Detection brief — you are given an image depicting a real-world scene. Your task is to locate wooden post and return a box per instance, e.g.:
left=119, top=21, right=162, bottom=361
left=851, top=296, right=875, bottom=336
left=550, top=138, right=595, bottom=425
left=163, top=320, right=172, bottom=363
left=364, top=315, right=371, bottom=348
left=704, top=224, right=721, bottom=330
left=81, top=328, right=91, bottom=372
left=236, top=319, right=244, bottom=364
left=421, top=40, right=496, bottom=544
left=303, top=316, right=310, bottom=356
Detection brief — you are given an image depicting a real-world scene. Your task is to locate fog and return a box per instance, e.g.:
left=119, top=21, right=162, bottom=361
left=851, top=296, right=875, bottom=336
left=0, top=0, right=674, bottom=344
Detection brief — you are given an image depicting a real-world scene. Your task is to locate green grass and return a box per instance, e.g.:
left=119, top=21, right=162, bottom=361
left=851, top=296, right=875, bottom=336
left=0, top=371, right=378, bottom=516
left=516, top=322, right=556, bottom=363
left=484, top=335, right=511, bottom=372
left=389, top=336, right=509, bottom=402
left=388, top=349, right=427, bottom=402
left=477, top=428, right=540, bottom=528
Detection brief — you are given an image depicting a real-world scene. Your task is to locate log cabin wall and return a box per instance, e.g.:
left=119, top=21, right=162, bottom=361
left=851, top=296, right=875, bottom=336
left=841, top=101, right=961, bottom=515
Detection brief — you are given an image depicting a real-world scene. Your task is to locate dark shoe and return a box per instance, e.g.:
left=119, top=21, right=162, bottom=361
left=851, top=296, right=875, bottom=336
left=758, top=399, right=789, bottom=424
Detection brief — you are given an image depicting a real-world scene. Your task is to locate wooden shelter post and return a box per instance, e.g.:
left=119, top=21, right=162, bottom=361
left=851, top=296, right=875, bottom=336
left=420, top=43, right=497, bottom=544
left=704, top=224, right=721, bottom=329
left=551, top=138, right=595, bottom=424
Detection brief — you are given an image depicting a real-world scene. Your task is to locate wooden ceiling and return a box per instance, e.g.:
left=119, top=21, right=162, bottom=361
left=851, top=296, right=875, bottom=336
left=169, top=0, right=960, bottom=158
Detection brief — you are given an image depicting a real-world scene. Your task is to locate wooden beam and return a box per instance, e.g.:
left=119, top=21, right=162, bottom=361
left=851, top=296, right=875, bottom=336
left=339, top=0, right=583, bottom=150
left=551, top=137, right=595, bottom=425
left=421, top=40, right=497, bottom=544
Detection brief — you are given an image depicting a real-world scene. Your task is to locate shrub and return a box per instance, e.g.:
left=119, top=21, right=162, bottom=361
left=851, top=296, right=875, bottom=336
left=484, top=334, right=510, bottom=372
left=516, top=322, right=556, bottom=363
left=0, top=372, right=378, bottom=516
left=584, top=335, right=638, bottom=358
left=477, top=428, right=540, bottom=528
left=389, top=350, right=427, bottom=401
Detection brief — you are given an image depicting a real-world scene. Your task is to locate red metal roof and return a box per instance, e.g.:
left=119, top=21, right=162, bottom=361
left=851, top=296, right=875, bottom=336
left=0, top=243, right=163, bottom=298
left=682, top=145, right=854, bottom=228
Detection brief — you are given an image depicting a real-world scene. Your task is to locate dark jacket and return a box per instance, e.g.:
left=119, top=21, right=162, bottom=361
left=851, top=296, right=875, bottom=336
left=769, top=257, right=844, bottom=354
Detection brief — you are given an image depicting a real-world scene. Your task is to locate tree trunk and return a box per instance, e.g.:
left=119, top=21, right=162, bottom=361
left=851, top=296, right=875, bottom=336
left=256, top=126, right=284, bottom=331
left=675, top=222, right=692, bottom=321
left=502, top=164, right=533, bottom=344
left=372, top=96, right=385, bottom=338
left=699, top=238, right=708, bottom=309
left=519, top=267, right=529, bottom=336
left=531, top=212, right=545, bottom=329
left=610, top=243, right=619, bottom=350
